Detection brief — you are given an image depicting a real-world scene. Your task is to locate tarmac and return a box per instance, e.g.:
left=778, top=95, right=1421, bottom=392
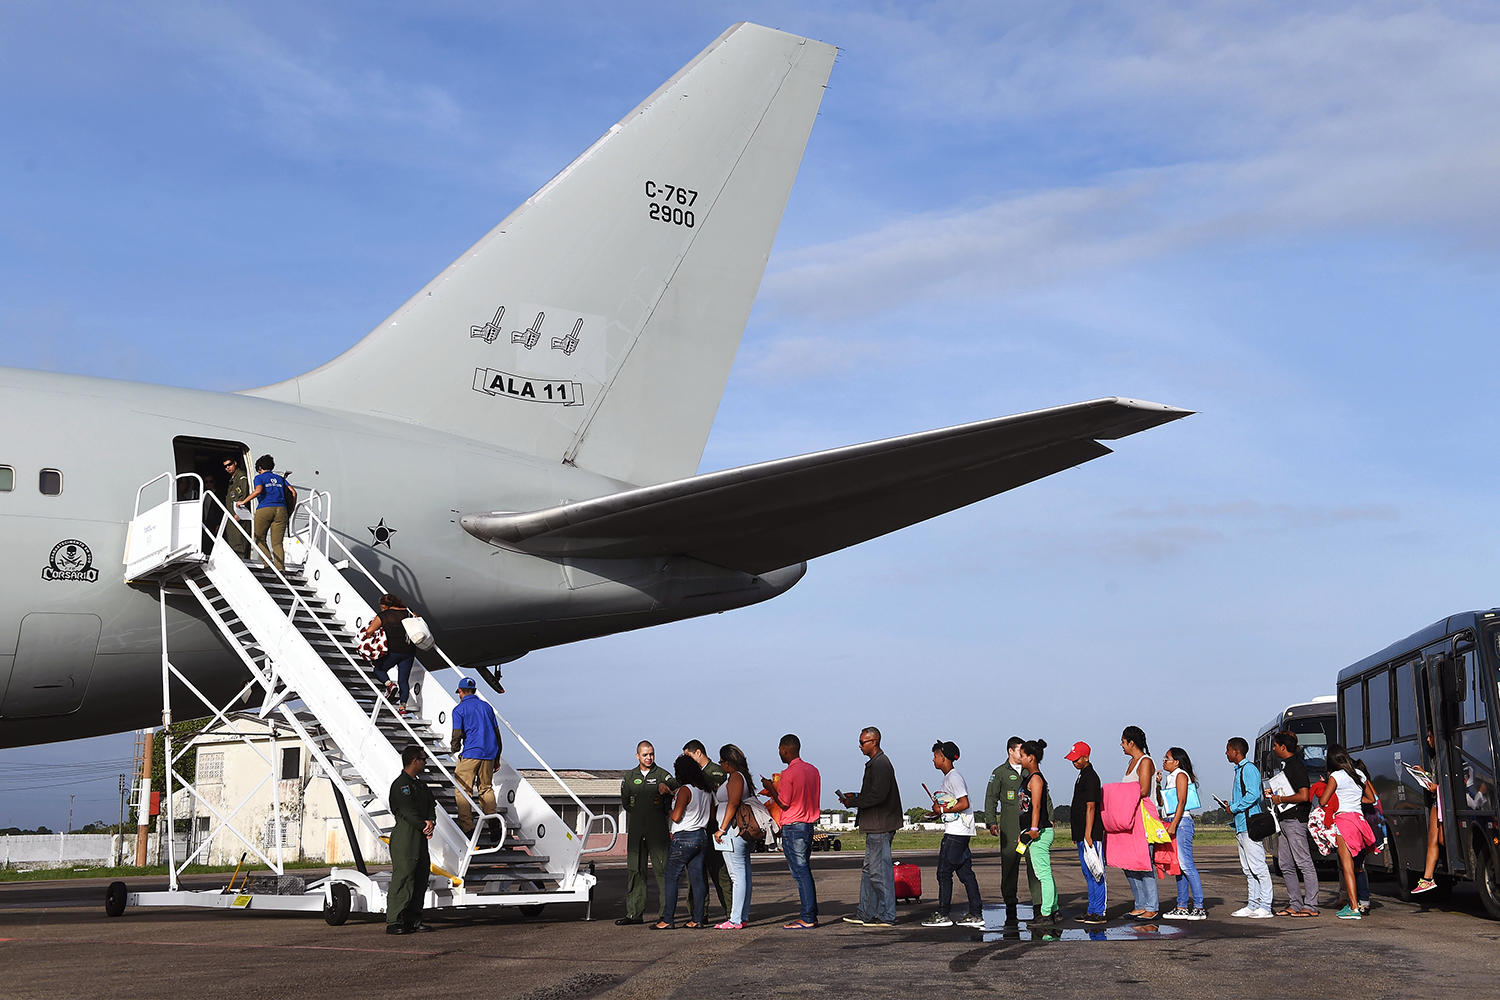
left=3, top=845, right=1499, bottom=999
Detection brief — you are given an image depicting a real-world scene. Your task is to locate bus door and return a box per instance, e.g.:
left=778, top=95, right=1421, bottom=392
left=1449, top=631, right=1495, bottom=848
left=1420, top=638, right=1477, bottom=877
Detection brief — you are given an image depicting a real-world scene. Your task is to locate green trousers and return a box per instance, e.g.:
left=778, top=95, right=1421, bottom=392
left=998, top=824, right=1044, bottom=907
left=624, top=826, right=669, bottom=919
left=387, top=825, right=430, bottom=928
left=703, top=838, right=734, bottom=915
left=1027, top=828, right=1057, bottom=916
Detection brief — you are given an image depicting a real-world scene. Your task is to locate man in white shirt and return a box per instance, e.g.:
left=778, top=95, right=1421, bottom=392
left=922, top=740, right=984, bottom=928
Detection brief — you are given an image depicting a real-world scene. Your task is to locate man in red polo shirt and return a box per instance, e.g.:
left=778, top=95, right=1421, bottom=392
left=762, top=734, right=822, bottom=929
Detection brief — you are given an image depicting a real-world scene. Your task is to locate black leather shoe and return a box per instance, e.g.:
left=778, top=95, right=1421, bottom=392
left=615, top=916, right=643, bottom=925
left=407, top=923, right=435, bottom=933
left=386, top=925, right=409, bottom=935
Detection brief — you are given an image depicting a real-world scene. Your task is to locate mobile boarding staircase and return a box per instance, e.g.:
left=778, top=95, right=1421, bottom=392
left=106, top=473, right=615, bottom=923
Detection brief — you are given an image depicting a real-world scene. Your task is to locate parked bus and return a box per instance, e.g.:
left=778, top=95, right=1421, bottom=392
left=1255, top=696, right=1338, bottom=874
left=1255, top=696, right=1338, bottom=783
left=1336, top=609, right=1500, bottom=916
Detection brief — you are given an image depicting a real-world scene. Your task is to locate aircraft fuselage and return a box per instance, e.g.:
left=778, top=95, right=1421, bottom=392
left=0, top=366, right=803, bottom=747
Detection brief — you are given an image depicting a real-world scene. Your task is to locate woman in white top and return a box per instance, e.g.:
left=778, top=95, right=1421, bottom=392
left=1318, top=744, right=1377, bottom=920
left=713, top=743, right=755, bottom=929
left=654, top=755, right=715, bottom=929
left=1120, top=725, right=1159, bottom=918
left=1159, top=747, right=1205, bottom=920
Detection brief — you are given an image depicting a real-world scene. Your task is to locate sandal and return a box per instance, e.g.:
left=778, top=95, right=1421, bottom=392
left=651, top=921, right=674, bottom=930
left=1287, top=909, right=1316, bottom=917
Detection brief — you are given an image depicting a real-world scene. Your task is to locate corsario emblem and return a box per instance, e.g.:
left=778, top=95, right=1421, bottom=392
left=43, top=539, right=98, bottom=582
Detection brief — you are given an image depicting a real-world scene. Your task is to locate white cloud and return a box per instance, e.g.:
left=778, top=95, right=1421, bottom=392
left=765, top=2, right=1500, bottom=317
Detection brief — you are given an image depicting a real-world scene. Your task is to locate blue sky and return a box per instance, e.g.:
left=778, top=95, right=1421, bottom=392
left=4, top=2, right=1499, bottom=830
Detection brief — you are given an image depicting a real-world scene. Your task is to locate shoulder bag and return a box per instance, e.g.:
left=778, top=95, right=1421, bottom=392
left=1239, top=766, right=1276, bottom=842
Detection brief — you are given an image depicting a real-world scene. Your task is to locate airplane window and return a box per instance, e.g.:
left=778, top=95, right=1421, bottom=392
left=0, top=466, right=13, bottom=491
left=39, top=469, right=62, bottom=496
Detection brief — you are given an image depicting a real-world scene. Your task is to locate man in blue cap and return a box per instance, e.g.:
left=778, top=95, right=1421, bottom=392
left=450, top=677, right=502, bottom=836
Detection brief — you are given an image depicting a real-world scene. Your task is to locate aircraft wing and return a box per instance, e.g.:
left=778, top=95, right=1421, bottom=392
left=460, top=397, right=1191, bottom=575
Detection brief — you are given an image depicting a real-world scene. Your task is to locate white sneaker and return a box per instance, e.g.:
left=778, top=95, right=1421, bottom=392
left=920, top=913, right=953, bottom=927
left=1230, top=906, right=1256, bottom=917
left=1249, top=908, right=1275, bottom=919
left=955, top=914, right=987, bottom=929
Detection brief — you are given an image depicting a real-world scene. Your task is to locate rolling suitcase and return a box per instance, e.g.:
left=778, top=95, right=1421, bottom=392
left=894, top=860, right=922, bottom=902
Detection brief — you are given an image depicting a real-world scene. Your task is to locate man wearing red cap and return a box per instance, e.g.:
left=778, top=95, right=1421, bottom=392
left=1066, top=741, right=1108, bottom=923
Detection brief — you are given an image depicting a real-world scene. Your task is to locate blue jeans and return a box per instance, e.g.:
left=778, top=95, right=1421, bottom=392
left=781, top=822, right=818, bottom=923
left=936, top=834, right=982, bottom=917
left=661, top=829, right=707, bottom=926
left=1124, top=868, right=1158, bottom=912
left=1174, top=814, right=1204, bottom=909
left=1076, top=840, right=1107, bottom=915
left=860, top=831, right=896, bottom=923
left=374, top=652, right=415, bottom=705
left=722, top=834, right=752, bottom=924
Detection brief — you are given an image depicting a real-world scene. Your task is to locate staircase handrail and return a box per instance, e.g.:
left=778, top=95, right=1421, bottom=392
left=292, top=506, right=609, bottom=855
left=194, top=490, right=483, bottom=854
left=134, top=470, right=203, bottom=518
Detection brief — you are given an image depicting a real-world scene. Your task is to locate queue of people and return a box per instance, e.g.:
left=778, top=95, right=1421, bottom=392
left=615, top=723, right=1387, bottom=929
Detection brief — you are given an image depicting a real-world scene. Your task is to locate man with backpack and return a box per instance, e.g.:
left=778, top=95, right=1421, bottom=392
left=1225, top=737, right=1274, bottom=918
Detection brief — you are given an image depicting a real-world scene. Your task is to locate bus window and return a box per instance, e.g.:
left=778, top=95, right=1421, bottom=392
left=1367, top=670, right=1392, bottom=744
left=1460, top=649, right=1486, bottom=726
left=1287, top=717, right=1334, bottom=777
left=1394, top=660, right=1416, bottom=738
left=1341, top=684, right=1363, bottom=748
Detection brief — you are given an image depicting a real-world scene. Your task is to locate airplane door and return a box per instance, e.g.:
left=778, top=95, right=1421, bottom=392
left=0, top=613, right=102, bottom=718
left=172, top=436, right=250, bottom=543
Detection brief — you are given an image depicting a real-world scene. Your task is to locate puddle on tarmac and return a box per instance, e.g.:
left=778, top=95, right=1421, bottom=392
left=976, top=904, right=1187, bottom=942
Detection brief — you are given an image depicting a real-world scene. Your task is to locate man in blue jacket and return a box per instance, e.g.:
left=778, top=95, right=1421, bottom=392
left=1225, top=737, right=1273, bottom=918
left=450, top=677, right=502, bottom=836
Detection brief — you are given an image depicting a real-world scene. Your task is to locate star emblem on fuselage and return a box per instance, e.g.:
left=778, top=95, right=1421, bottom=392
left=368, top=518, right=397, bottom=548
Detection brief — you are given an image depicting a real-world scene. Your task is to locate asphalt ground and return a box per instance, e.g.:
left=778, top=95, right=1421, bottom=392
left=3, top=845, right=1499, bottom=999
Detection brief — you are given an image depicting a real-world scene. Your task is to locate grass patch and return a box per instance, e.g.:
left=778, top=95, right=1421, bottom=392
left=821, top=823, right=1241, bottom=854
left=0, top=860, right=334, bottom=883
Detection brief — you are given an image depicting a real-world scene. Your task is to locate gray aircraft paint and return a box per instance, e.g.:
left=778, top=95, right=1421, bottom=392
left=0, top=24, right=1188, bottom=749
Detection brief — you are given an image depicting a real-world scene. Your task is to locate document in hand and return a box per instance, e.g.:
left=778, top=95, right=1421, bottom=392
left=1405, top=762, right=1435, bottom=786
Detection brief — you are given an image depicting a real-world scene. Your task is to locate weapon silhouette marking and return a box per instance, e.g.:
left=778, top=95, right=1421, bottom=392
left=469, top=306, right=506, bottom=344
left=511, top=311, right=545, bottom=350
left=550, top=318, right=583, bottom=356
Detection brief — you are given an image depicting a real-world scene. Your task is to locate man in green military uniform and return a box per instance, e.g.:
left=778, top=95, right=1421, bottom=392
left=684, top=739, right=733, bottom=917
left=220, top=455, right=252, bottom=558
left=387, top=744, right=437, bottom=935
left=616, top=740, right=673, bottom=925
left=985, top=736, right=1043, bottom=924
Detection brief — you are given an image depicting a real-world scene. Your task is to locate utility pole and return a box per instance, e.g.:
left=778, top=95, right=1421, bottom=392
left=118, top=774, right=128, bottom=867
left=134, top=729, right=154, bottom=867
left=68, top=795, right=75, bottom=834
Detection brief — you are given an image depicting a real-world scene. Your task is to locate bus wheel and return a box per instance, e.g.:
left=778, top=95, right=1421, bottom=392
left=1478, top=844, right=1500, bottom=920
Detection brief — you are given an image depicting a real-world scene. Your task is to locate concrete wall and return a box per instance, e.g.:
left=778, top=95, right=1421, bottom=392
left=0, top=833, right=188, bottom=868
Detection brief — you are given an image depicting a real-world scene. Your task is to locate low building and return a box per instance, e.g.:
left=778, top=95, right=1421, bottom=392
left=170, top=718, right=628, bottom=865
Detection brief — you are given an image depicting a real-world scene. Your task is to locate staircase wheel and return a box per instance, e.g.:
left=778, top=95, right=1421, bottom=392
left=104, top=881, right=128, bottom=918
left=517, top=879, right=545, bottom=918
left=324, top=882, right=352, bottom=926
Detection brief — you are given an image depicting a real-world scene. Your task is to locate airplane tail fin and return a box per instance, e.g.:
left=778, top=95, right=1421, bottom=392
left=248, top=23, right=837, bottom=487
